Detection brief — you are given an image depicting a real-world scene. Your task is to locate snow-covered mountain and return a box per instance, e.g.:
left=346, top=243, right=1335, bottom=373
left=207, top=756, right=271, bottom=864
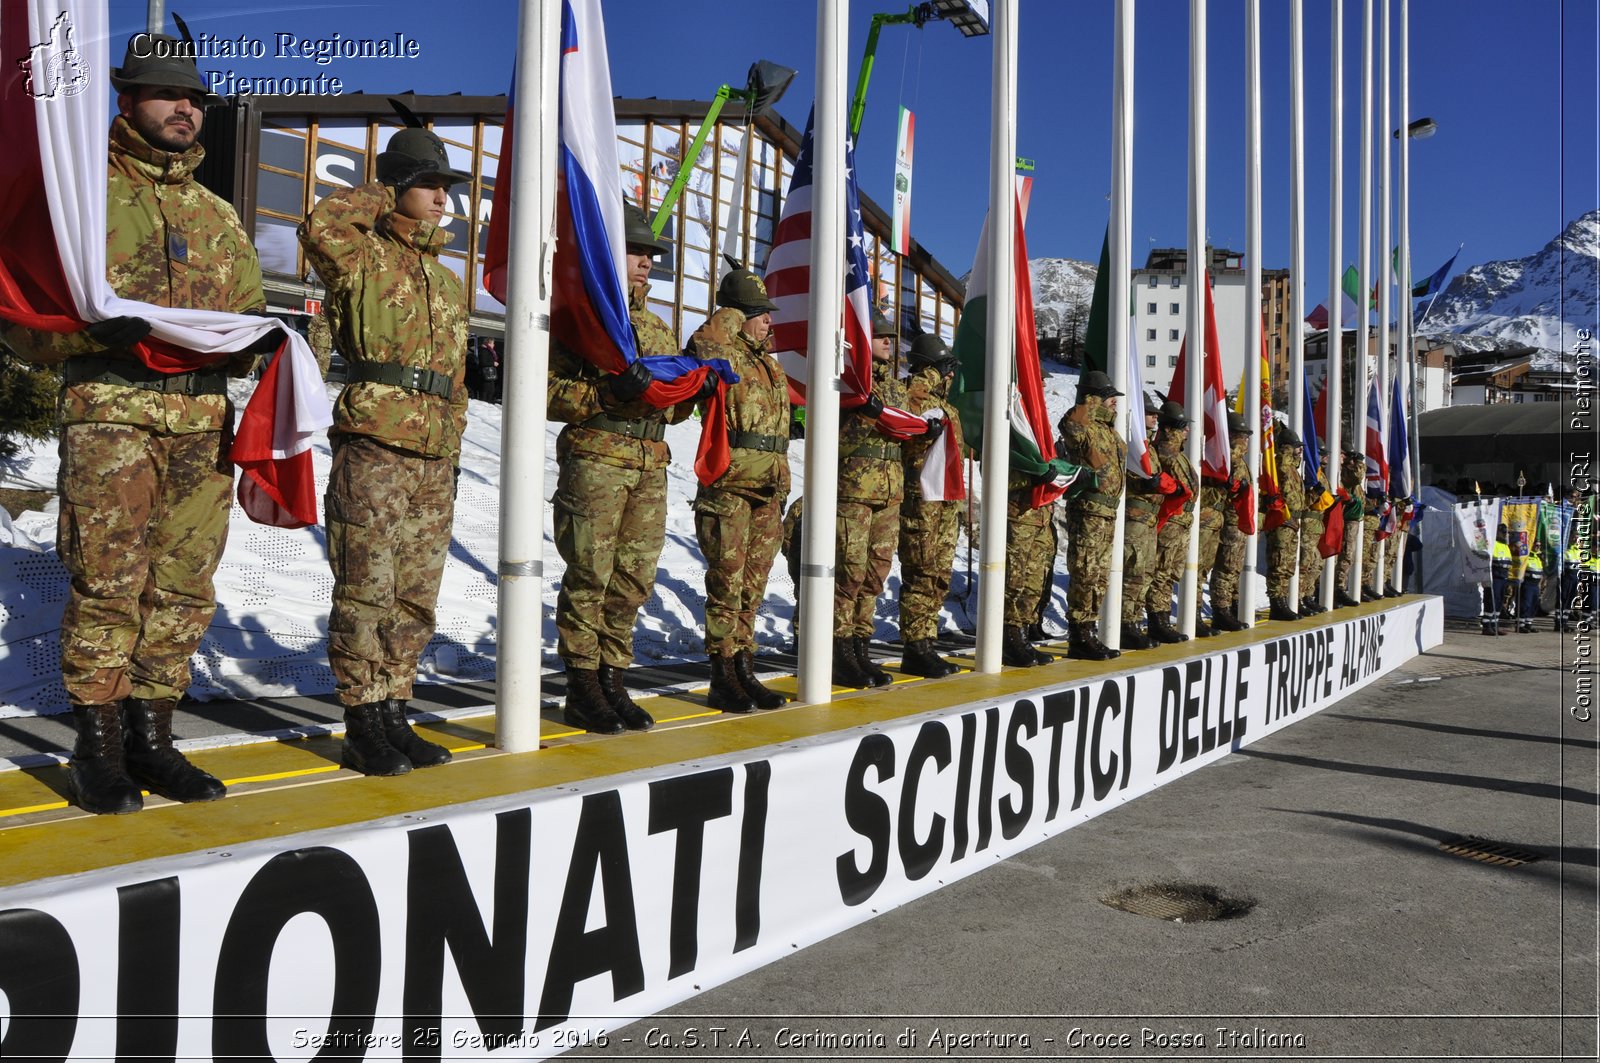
left=1421, top=209, right=1598, bottom=354
left=1029, top=256, right=1098, bottom=337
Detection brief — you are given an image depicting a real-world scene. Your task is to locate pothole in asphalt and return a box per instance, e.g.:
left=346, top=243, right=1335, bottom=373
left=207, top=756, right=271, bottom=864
left=1101, top=882, right=1256, bottom=923
left=1437, top=835, right=1545, bottom=868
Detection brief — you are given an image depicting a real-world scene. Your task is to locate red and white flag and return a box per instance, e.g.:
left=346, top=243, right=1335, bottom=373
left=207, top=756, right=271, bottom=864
left=0, top=0, right=329, bottom=527
left=918, top=409, right=965, bottom=502
left=1364, top=374, right=1390, bottom=494
left=1168, top=273, right=1232, bottom=481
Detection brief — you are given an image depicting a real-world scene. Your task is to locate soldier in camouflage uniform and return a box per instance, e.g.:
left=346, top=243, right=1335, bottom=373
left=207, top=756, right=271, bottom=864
left=1002, top=471, right=1057, bottom=668
left=1209, top=411, right=1252, bottom=630
left=1146, top=403, right=1196, bottom=643
left=1119, top=399, right=1165, bottom=649
left=547, top=204, right=709, bottom=733
left=0, top=37, right=264, bottom=814
left=1193, top=409, right=1251, bottom=635
left=897, top=333, right=963, bottom=678
left=1295, top=448, right=1331, bottom=618
left=1360, top=487, right=1387, bottom=601
left=691, top=270, right=792, bottom=713
left=1059, top=370, right=1125, bottom=661
left=305, top=303, right=335, bottom=378
left=833, top=312, right=933, bottom=687
left=1334, top=450, right=1366, bottom=607
left=1266, top=425, right=1307, bottom=620
left=299, top=122, right=473, bottom=776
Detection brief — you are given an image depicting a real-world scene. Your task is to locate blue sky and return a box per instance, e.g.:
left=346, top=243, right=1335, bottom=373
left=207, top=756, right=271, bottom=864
left=109, top=0, right=1595, bottom=300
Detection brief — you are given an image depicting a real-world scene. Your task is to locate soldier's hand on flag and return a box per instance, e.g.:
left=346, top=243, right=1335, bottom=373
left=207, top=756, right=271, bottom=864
left=609, top=358, right=654, bottom=402
left=84, top=316, right=152, bottom=350
left=922, top=416, right=947, bottom=443
left=1158, top=472, right=1178, bottom=496
left=858, top=393, right=885, bottom=419
left=694, top=368, right=721, bottom=400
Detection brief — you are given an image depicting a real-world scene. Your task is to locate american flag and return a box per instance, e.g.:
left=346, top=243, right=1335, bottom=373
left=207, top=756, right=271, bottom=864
left=768, top=108, right=874, bottom=409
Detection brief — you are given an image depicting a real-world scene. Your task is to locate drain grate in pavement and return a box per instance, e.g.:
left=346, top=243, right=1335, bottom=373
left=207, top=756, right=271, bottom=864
left=1101, top=882, right=1255, bottom=923
left=1437, top=835, right=1544, bottom=867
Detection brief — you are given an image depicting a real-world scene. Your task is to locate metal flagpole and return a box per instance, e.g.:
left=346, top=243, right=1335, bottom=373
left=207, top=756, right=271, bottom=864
left=1395, top=0, right=1414, bottom=593
left=1287, top=0, right=1307, bottom=613
left=1375, top=0, right=1391, bottom=587
left=1322, top=0, right=1345, bottom=611
left=496, top=0, right=561, bottom=752
left=1242, top=0, right=1263, bottom=627
left=1180, top=0, right=1207, bottom=639
left=1350, top=0, right=1372, bottom=599
left=797, top=0, right=847, bottom=704
left=976, top=0, right=1017, bottom=672
left=1101, top=0, right=1135, bottom=650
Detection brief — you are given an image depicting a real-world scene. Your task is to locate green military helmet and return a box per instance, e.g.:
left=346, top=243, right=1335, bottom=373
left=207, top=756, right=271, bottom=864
left=111, top=30, right=223, bottom=106
left=871, top=309, right=896, bottom=338
left=623, top=202, right=672, bottom=256
left=1143, top=392, right=1162, bottom=418
left=1227, top=409, right=1252, bottom=435
left=717, top=268, right=779, bottom=315
left=1343, top=447, right=1365, bottom=464
left=1080, top=369, right=1122, bottom=398
left=907, top=332, right=952, bottom=370
left=377, top=127, right=474, bottom=190
left=1277, top=424, right=1303, bottom=449
left=1157, top=400, right=1190, bottom=429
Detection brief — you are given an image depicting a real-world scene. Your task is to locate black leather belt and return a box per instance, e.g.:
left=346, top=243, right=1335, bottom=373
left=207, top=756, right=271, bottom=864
left=848, top=441, right=902, bottom=461
left=348, top=361, right=455, bottom=398
left=64, top=356, right=227, bottom=396
left=583, top=412, right=666, bottom=442
left=729, top=429, right=787, bottom=453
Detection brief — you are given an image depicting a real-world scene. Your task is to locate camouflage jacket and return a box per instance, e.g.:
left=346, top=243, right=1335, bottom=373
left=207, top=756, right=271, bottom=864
left=0, top=116, right=265, bottom=433
left=690, top=308, right=790, bottom=497
left=1157, top=433, right=1197, bottom=529
left=839, top=359, right=920, bottom=505
left=300, top=182, right=468, bottom=463
left=902, top=366, right=959, bottom=496
left=1124, top=444, right=1166, bottom=525
left=1062, top=399, right=1127, bottom=517
left=305, top=305, right=334, bottom=378
left=548, top=283, right=694, bottom=472
left=1276, top=446, right=1308, bottom=516
left=1201, top=437, right=1249, bottom=513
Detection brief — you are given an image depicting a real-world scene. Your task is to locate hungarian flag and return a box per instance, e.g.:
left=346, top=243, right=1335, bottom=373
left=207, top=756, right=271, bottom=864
left=0, top=0, right=327, bottom=526
left=1168, top=273, right=1231, bottom=481
left=482, top=0, right=728, bottom=411
left=948, top=177, right=1080, bottom=510
left=1081, top=228, right=1152, bottom=478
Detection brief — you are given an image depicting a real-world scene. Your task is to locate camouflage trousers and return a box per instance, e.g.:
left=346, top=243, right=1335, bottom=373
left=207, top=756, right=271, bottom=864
left=695, top=487, right=783, bottom=656
left=1361, top=515, right=1383, bottom=588
left=326, top=436, right=455, bottom=707
left=898, top=493, right=960, bottom=641
left=1149, top=519, right=1193, bottom=621
left=56, top=422, right=232, bottom=705
left=1196, top=505, right=1226, bottom=606
left=1298, top=510, right=1328, bottom=601
left=1211, top=521, right=1247, bottom=614
left=1066, top=509, right=1115, bottom=623
left=552, top=455, right=667, bottom=670
left=1121, top=515, right=1160, bottom=622
left=1267, top=522, right=1302, bottom=599
left=835, top=499, right=900, bottom=637
left=1004, top=493, right=1054, bottom=628
left=1337, top=514, right=1366, bottom=591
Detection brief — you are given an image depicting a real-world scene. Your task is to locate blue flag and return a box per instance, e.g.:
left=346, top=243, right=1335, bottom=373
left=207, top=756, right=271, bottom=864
left=1411, top=244, right=1462, bottom=300
left=1301, top=372, right=1326, bottom=496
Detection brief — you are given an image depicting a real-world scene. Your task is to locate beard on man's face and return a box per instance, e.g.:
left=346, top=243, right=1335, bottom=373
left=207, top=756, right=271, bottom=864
left=133, top=108, right=199, bottom=152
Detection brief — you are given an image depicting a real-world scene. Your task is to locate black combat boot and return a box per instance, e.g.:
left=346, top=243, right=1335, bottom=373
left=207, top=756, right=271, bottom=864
left=123, top=697, right=226, bottom=801
left=379, top=700, right=454, bottom=766
left=1383, top=583, right=1401, bottom=598
left=1334, top=588, right=1361, bottom=608
left=853, top=636, right=893, bottom=688
left=1299, top=596, right=1328, bottom=616
left=1193, top=616, right=1217, bottom=638
left=1120, top=620, right=1156, bottom=649
left=1361, top=584, right=1382, bottom=602
left=1068, top=621, right=1119, bottom=661
left=900, top=638, right=958, bottom=678
left=342, top=701, right=413, bottom=775
left=67, top=703, right=143, bottom=815
left=1268, top=597, right=1301, bottom=622
left=1003, top=625, right=1052, bottom=667
left=1026, top=621, right=1050, bottom=643
left=832, top=637, right=872, bottom=688
left=562, top=667, right=625, bottom=734
left=1147, top=612, right=1189, bottom=643
left=1211, top=605, right=1246, bottom=631
left=733, top=650, right=788, bottom=709
left=597, top=663, right=656, bottom=729
left=708, top=654, right=758, bottom=713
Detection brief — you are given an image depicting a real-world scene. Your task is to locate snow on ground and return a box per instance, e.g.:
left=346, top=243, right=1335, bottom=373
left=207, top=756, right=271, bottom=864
left=0, top=369, right=1098, bottom=719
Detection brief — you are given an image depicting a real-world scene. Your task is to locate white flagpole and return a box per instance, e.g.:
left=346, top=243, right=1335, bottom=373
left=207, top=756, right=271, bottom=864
left=1101, top=0, right=1136, bottom=650
left=495, top=0, right=561, bottom=753
left=976, top=0, right=1018, bottom=672
left=1242, top=0, right=1263, bottom=626
left=797, top=0, right=847, bottom=704
left=1375, top=0, right=1391, bottom=587
left=1322, top=0, right=1345, bottom=611
left=1181, top=0, right=1207, bottom=639
left=1394, top=0, right=1413, bottom=593
left=1287, top=0, right=1307, bottom=613
left=1350, top=0, right=1372, bottom=599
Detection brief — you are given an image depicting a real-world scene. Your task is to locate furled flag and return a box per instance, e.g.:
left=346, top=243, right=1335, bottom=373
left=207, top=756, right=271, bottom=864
left=1301, top=371, right=1333, bottom=506
left=1364, top=374, right=1389, bottom=494
left=1410, top=244, right=1463, bottom=299
left=1388, top=369, right=1411, bottom=502
left=918, top=408, right=965, bottom=501
left=1081, top=228, right=1151, bottom=478
left=1233, top=318, right=1282, bottom=532
left=1168, top=274, right=1231, bottom=481
left=483, top=0, right=727, bottom=408
left=948, top=177, right=1081, bottom=510
left=0, top=0, right=328, bottom=527
left=1125, top=315, right=1153, bottom=478
left=1340, top=264, right=1366, bottom=326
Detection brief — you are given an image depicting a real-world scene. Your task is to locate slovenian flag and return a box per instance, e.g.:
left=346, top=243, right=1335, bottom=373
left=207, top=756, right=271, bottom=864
left=0, top=0, right=327, bottom=527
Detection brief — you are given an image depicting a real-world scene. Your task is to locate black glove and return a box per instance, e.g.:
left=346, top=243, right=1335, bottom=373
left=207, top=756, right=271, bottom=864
left=922, top=417, right=946, bottom=443
left=858, top=393, right=885, bottom=419
left=84, top=316, right=152, bottom=350
left=610, top=359, right=653, bottom=403
left=452, top=465, right=461, bottom=499
left=695, top=369, right=721, bottom=400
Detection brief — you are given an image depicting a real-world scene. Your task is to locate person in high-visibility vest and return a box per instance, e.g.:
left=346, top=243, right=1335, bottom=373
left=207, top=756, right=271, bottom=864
left=1485, top=524, right=1512, bottom=636
left=1519, top=550, right=1543, bottom=633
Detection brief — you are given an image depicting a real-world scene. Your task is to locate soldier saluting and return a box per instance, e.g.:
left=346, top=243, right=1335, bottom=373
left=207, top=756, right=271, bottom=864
left=1059, top=370, right=1125, bottom=661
